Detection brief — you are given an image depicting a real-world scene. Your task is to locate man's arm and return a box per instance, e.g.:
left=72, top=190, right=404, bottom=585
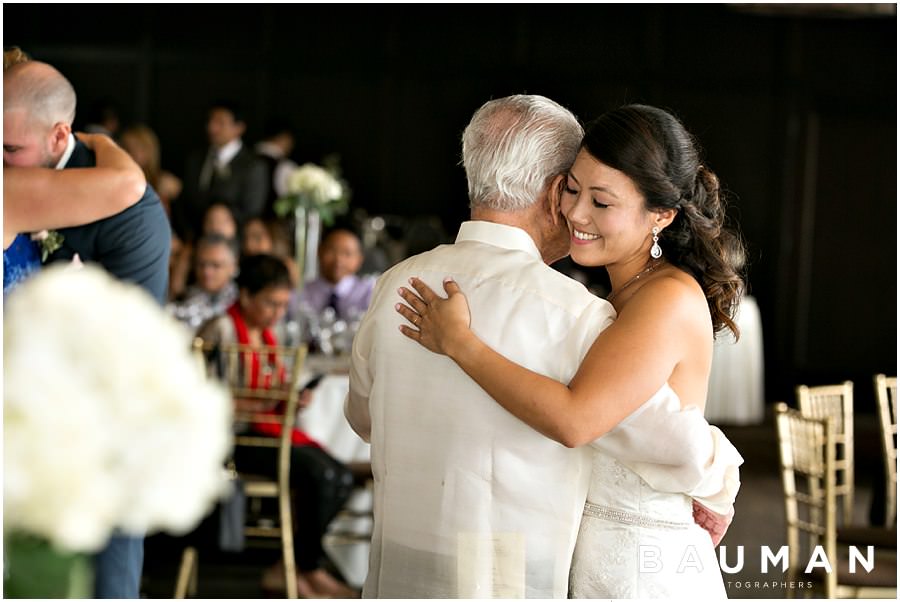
left=4, top=134, right=144, bottom=240
left=345, top=309, right=375, bottom=441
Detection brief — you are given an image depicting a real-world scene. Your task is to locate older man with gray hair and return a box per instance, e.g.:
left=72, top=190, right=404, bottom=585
left=345, top=95, right=616, bottom=598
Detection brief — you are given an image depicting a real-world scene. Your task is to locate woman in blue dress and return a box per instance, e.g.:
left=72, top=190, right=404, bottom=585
left=3, top=132, right=147, bottom=294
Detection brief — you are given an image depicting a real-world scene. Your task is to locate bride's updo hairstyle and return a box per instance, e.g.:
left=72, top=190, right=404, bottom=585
left=582, top=104, right=746, bottom=337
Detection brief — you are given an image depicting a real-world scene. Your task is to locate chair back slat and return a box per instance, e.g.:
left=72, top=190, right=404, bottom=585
left=796, top=382, right=854, bottom=526
left=874, top=374, right=898, bottom=528
left=776, top=402, right=838, bottom=596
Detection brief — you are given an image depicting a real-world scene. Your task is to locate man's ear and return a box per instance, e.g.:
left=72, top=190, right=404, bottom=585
left=49, top=122, right=71, bottom=155
left=547, top=174, right=566, bottom=227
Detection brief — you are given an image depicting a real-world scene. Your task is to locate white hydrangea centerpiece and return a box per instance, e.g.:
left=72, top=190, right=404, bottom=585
left=274, top=156, right=349, bottom=226
left=3, top=264, right=233, bottom=554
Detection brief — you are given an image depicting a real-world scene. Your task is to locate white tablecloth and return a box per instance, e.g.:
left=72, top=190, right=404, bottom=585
left=705, top=295, right=765, bottom=426
left=300, top=355, right=372, bottom=587
left=298, top=356, right=370, bottom=464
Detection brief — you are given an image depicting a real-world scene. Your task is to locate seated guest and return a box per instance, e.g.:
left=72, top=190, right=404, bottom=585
left=169, top=203, right=240, bottom=300
left=296, top=226, right=375, bottom=322
left=196, top=254, right=357, bottom=598
left=242, top=216, right=299, bottom=285
left=241, top=216, right=275, bottom=256
left=167, top=234, right=238, bottom=330
left=202, top=201, right=239, bottom=241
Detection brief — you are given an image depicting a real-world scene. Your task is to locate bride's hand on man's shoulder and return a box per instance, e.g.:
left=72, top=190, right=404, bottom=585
left=395, top=276, right=472, bottom=357
left=74, top=131, right=104, bottom=149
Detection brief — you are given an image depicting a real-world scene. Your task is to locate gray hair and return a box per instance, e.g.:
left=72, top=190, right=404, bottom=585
left=462, top=94, right=583, bottom=212
left=3, top=61, right=77, bottom=129
left=196, top=233, right=239, bottom=261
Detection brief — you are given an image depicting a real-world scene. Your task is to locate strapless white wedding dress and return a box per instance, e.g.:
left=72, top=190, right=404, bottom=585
left=569, top=384, right=742, bottom=599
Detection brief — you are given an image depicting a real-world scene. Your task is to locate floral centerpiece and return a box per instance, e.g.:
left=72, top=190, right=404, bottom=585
left=274, top=156, right=350, bottom=288
left=3, top=265, right=233, bottom=597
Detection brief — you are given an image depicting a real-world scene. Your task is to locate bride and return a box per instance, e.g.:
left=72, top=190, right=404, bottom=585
left=396, top=104, right=745, bottom=598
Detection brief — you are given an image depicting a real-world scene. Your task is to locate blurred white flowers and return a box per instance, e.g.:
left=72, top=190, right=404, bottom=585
left=3, top=265, right=233, bottom=553
left=274, top=157, right=349, bottom=226
left=286, top=163, right=342, bottom=203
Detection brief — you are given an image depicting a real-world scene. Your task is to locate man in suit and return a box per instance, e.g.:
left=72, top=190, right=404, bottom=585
left=254, top=117, right=298, bottom=218
left=4, top=59, right=171, bottom=597
left=176, top=100, right=269, bottom=242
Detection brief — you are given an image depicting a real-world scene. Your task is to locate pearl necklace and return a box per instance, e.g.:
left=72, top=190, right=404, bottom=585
left=607, top=259, right=664, bottom=303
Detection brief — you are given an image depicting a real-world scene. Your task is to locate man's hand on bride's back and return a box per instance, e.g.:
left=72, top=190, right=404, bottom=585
left=692, top=500, right=733, bottom=547
left=396, top=276, right=472, bottom=358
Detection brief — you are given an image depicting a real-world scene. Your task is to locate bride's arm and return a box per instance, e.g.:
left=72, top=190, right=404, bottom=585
left=3, top=133, right=146, bottom=238
left=397, top=276, right=692, bottom=447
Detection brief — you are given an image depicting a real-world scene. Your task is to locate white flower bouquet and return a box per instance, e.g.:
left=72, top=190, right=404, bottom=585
left=3, top=265, right=233, bottom=555
left=274, top=155, right=350, bottom=226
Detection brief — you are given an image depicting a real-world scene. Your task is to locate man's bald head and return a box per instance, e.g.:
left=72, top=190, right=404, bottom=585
left=4, top=61, right=77, bottom=128
left=3, top=61, right=77, bottom=167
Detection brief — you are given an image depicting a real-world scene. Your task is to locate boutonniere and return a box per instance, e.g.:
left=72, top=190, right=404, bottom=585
left=31, top=230, right=65, bottom=262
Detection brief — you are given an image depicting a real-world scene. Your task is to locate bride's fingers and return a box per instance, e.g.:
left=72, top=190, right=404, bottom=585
left=442, top=277, right=461, bottom=297
left=408, top=277, right=442, bottom=304
left=398, top=287, right=428, bottom=315
left=394, top=302, right=421, bottom=327
left=398, top=323, right=421, bottom=341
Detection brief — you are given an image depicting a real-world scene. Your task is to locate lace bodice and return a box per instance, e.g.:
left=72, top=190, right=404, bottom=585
left=569, top=383, right=742, bottom=598
left=586, top=449, right=694, bottom=526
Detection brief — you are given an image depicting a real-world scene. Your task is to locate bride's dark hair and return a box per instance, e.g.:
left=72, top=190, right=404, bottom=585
left=582, top=104, right=746, bottom=337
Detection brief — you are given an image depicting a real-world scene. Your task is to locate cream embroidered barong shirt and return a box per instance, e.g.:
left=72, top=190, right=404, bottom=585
left=346, top=221, right=616, bottom=598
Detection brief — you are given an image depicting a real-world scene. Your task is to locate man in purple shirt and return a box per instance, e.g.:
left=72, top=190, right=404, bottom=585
left=297, top=226, right=375, bottom=322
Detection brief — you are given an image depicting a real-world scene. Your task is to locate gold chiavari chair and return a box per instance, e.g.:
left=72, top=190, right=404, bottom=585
left=874, top=374, right=897, bottom=528
left=796, top=382, right=855, bottom=526
left=179, top=338, right=308, bottom=598
left=775, top=403, right=896, bottom=599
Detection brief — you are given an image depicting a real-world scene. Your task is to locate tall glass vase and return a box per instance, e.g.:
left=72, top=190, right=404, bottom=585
left=294, top=203, right=321, bottom=294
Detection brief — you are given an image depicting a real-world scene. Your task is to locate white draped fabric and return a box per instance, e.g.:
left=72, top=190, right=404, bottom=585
left=298, top=365, right=369, bottom=464
left=570, top=383, right=744, bottom=598
left=705, top=295, right=765, bottom=425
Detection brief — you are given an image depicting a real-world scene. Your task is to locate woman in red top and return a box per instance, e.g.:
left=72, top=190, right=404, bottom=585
left=198, top=254, right=356, bottom=598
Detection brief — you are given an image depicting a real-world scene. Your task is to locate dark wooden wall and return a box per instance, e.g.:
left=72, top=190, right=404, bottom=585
left=6, top=3, right=896, bottom=410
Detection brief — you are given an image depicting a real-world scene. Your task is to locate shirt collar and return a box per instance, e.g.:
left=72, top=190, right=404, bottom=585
left=214, top=138, right=242, bottom=166
left=333, top=275, right=358, bottom=296
left=254, top=141, right=283, bottom=159
left=54, top=133, right=77, bottom=170
left=455, top=220, right=542, bottom=260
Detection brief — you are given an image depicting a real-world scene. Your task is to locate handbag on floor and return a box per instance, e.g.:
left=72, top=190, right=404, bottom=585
left=218, top=462, right=245, bottom=553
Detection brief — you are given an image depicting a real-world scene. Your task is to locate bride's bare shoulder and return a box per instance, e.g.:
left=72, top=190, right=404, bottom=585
left=625, top=268, right=709, bottom=326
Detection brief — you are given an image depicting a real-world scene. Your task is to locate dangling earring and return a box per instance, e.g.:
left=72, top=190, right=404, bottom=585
left=650, top=226, right=662, bottom=259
